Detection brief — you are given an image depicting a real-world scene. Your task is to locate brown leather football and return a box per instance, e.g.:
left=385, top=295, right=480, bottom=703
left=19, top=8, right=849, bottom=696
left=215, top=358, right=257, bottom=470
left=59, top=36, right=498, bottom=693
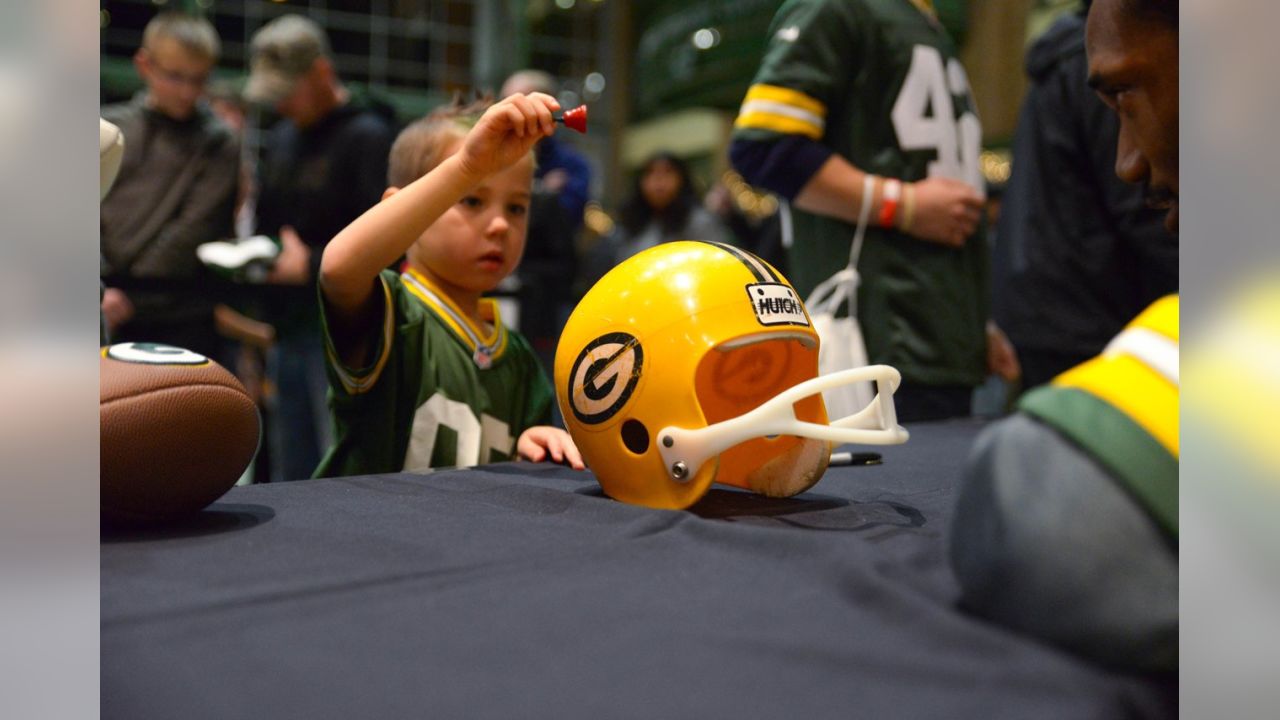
left=100, top=343, right=260, bottom=524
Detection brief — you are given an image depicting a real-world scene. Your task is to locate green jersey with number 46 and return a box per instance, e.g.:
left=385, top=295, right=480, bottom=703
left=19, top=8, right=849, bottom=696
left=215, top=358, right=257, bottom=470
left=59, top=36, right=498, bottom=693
left=732, top=0, right=989, bottom=387
left=314, top=268, right=553, bottom=478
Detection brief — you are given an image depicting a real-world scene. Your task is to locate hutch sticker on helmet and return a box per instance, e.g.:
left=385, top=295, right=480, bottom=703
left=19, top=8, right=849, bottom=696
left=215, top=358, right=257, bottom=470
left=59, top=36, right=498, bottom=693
left=746, top=283, right=809, bottom=327
left=568, top=332, right=644, bottom=425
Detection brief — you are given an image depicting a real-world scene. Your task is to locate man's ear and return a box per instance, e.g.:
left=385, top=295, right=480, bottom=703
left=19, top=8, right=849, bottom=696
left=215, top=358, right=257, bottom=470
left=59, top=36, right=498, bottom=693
left=132, top=49, right=149, bottom=79
left=382, top=186, right=400, bottom=202
left=313, top=56, right=335, bottom=84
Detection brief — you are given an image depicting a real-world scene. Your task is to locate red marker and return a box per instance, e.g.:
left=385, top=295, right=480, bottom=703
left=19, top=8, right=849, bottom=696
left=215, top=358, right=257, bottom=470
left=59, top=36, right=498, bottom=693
left=555, top=105, right=588, bottom=134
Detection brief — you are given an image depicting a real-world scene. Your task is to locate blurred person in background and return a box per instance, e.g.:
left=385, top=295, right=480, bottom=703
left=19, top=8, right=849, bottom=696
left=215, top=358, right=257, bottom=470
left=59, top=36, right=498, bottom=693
left=500, top=70, right=592, bottom=239
left=204, top=79, right=276, bottom=484
left=992, top=0, right=1176, bottom=392
left=729, top=0, right=1017, bottom=422
left=705, top=175, right=788, bottom=278
left=499, top=69, right=592, bottom=375
left=100, top=11, right=239, bottom=359
left=950, top=0, right=1179, bottom=673
left=205, top=79, right=257, bottom=239
left=245, top=14, right=396, bottom=482
left=607, top=151, right=729, bottom=266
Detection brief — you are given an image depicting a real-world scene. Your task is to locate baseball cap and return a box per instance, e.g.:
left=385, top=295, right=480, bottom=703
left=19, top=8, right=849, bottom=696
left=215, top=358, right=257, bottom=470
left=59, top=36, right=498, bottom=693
left=244, top=15, right=329, bottom=105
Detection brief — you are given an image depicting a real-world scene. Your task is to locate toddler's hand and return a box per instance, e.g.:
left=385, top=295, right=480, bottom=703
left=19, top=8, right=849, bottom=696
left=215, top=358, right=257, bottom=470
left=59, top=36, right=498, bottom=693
left=517, top=425, right=586, bottom=470
left=458, top=93, right=560, bottom=181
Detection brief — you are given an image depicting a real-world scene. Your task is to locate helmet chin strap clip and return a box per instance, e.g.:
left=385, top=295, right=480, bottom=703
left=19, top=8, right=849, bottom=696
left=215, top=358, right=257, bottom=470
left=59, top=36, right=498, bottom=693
left=657, top=365, right=910, bottom=482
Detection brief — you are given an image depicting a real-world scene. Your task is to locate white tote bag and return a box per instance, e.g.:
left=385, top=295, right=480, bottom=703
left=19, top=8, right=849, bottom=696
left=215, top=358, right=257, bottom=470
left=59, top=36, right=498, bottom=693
left=803, top=175, right=877, bottom=419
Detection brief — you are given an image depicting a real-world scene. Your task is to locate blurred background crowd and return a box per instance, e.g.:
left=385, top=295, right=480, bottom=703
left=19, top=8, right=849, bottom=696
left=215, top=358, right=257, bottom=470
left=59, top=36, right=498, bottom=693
left=98, top=0, right=1175, bottom=483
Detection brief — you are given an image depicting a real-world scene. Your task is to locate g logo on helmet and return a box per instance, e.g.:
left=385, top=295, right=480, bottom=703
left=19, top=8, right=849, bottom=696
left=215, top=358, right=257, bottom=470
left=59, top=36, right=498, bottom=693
left=567, top=332, right=643, bottom=425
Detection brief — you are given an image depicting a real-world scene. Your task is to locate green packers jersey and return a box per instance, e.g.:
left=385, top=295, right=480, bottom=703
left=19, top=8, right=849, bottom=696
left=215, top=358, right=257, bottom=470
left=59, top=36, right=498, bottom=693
left=733, top=0, right=988, bottom=386
left=314, top=268, right=554, bottom=478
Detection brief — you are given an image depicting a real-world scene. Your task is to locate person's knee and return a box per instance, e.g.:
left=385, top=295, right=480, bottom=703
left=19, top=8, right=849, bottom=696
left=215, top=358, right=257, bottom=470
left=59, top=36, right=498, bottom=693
left=950, top=414, right=1177, bottom=671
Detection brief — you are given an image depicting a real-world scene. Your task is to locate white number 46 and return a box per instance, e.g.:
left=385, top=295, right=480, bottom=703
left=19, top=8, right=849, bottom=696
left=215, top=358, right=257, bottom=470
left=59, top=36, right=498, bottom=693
left=891, top=44, right=984, bottom=194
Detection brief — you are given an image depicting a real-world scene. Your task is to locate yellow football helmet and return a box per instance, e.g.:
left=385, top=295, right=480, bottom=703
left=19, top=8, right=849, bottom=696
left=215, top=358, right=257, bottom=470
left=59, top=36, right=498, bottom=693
left=555, top=241, right=908, bottom=510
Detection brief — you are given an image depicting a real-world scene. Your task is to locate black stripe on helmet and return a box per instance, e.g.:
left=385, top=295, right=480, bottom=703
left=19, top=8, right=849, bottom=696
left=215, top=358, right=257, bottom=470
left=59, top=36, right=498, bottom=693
left=694, top=241, right=780, bottom=283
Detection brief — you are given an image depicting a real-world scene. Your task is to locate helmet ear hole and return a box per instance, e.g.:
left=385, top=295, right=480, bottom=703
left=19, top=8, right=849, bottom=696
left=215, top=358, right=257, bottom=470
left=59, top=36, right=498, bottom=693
left=620, top=419, right=650, bottom=455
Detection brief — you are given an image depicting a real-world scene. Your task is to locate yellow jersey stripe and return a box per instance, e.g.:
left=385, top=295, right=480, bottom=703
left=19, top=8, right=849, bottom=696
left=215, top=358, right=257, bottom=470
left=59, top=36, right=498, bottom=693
left=1131, top=294, right=1179, bottom=343
left=734, top=111, right=824, bottom=139
left=742, top=84, right=826, bottom=117
left=1103, top=326, right=1179, bottom=385
left=401, top=268, right=507, bottom=361
left=1055, top=353, right=1179, bottom=457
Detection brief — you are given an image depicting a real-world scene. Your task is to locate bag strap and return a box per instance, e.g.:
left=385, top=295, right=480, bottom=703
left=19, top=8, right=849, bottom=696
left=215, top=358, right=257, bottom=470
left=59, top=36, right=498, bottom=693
left=846, top=173, right=875, bottom=270
left=805, top=173, right=876, bottom=312
left=805, top=267, right=855, bottom=314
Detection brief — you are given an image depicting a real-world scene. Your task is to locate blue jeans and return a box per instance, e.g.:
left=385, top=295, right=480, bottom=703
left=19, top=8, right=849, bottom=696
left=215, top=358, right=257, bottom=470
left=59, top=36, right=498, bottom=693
left=266, top=329, right=332, bottom=481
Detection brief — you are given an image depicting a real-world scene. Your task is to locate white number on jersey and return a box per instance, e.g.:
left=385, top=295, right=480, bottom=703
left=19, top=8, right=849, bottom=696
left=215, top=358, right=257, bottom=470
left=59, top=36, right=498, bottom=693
left=402, top=392, right=515, bottom=471
left=890, top=44, right=984, bottom=193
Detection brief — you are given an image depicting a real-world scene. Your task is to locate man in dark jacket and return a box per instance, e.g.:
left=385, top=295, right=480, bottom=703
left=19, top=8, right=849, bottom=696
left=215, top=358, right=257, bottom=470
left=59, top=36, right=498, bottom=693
left=246, top=14, right=396, bottom=482
left=992, top=2, right=1177, bottom=391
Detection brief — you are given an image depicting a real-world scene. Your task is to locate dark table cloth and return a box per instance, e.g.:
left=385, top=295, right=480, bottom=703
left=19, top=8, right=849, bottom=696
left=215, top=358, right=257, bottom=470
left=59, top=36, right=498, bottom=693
left=102, top=418, right=1175, bottom=719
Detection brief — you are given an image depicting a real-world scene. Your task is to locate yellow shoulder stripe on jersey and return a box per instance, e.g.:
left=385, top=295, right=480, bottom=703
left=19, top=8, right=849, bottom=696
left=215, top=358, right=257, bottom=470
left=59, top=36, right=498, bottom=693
left=734, top=84, right=826, bottom=140
left=1130, top=294, right=1179, bottom=343
left=1055, top=354, right=1178, bottom=457
left=402, top=268, right=509, bottom=361
left=742, top=84, right=826, bottom=117
left=326, top=274, right=395, bottom=395
left=1053, top=295, right=1180, bottom=456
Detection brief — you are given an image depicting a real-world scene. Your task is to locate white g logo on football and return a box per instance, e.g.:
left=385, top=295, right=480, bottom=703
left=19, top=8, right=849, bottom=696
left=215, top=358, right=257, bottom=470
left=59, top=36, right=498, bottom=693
left=105, top=342, right=209, bottom=366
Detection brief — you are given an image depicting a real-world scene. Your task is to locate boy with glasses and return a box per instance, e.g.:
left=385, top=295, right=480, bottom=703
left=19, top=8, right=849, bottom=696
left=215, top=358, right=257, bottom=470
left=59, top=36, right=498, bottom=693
left=100, top=11, right=240, bottom=359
